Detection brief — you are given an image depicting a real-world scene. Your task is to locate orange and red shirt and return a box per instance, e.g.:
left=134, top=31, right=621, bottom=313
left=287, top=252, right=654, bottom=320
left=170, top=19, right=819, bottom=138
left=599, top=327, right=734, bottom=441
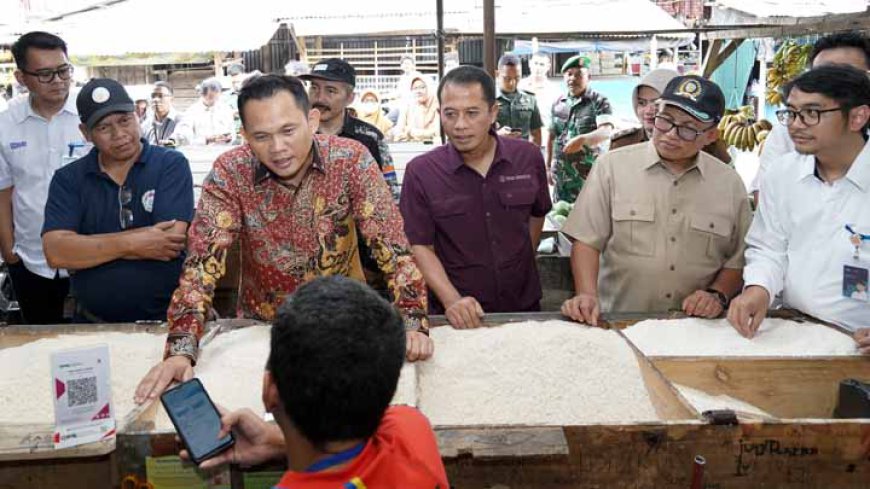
left=273, top=406, right=448, bottom=489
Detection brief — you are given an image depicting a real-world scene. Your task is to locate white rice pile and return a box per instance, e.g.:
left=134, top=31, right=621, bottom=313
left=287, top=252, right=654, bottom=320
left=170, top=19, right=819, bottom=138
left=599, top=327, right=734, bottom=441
left=624, top=318, right=858, bottom=357
left=153, top=326, right=417, bottom=430
left=417, top=320, right=660, bottom=426
left=0, top=332, right=165, bottom=425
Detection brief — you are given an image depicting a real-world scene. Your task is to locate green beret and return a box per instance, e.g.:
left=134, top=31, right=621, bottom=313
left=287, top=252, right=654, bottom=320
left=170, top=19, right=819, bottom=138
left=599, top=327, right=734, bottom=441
left=561, top=55, right=591, bottom=73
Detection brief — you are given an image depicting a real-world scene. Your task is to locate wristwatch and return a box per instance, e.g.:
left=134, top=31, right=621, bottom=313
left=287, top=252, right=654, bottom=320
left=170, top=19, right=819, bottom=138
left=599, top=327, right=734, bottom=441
left=705, top=288, right=729, bottom=310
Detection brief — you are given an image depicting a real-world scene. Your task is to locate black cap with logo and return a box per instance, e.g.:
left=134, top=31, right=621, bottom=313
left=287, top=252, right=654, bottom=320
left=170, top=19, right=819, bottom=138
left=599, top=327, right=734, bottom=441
left=658, top=75, right=725, bottom=123
left=76, top=78, right=135, bottom=130
left=299, top=58, right=356, bottom=87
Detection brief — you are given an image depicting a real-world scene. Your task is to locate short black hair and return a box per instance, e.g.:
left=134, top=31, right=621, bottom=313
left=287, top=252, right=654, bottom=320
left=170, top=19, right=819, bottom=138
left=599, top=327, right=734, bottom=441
left=237, top=74, right=310, bottom=128
left=11, top=31, right=68, bottom=70
left=810, top=31, right=870, bottom=69
left=153, top=81, right=173, bottom=95
left=267, top=276, right=405, bottom=450
left=784, top=64, right=870, bottom=131
left=437, top=65, right=497, bottom=107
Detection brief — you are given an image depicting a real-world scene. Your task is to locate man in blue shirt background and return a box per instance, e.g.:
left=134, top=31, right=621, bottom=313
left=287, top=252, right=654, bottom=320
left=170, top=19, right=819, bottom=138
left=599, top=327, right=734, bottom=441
left=42, top=78, right=194, bottom=322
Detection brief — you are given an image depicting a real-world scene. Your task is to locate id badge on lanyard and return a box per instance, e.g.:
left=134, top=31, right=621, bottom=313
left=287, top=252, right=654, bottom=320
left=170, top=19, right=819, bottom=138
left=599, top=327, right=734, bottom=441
left=843, top=224, right=870, bottom=302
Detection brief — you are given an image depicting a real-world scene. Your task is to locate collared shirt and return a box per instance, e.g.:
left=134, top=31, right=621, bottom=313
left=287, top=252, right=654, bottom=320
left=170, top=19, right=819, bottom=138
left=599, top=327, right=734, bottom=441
left=336, top=112, right=400, bottom=201
left=176, top=99, right=235, bottom=145
left=42, top=139, right=194, bottom=321
left=142, top=108, right=182, bottom=146
left=549, top=88, right=615, bottom=202
left=496, top=90, right=543, bottom=141
left=400, top=132, right=552, bottom=314
left=0, top=93, right=87, bottom=279
left=744, top=139, right=870, bottom=332
left=562, top=141, right=752, bottom=313
left=272, top=406, right=449, bottom=489
left=749, top=123, right=794, bottom=194
left=165, top=134, right=428, bottom=360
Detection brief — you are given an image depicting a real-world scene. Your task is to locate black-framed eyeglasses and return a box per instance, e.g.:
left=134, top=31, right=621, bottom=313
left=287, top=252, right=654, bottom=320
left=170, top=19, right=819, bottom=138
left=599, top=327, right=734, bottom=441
left=21, top=64, right=74, bottom=84
left=653, top=115, right=713, bottom=142
left=775, top=107, right=842, bottom=127
left=118, top=186, right=134, bottom=229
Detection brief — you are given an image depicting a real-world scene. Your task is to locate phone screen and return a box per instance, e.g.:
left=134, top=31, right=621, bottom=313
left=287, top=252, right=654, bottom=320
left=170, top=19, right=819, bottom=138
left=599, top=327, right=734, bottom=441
left=161, top=378, right=234, bottom=463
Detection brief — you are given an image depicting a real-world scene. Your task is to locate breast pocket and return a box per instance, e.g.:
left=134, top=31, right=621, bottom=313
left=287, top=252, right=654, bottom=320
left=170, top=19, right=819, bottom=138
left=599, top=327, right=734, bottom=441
left=688, top=213, right=734, bottom=265
left=612, top=202, right=656, bottom=257
left=432, top=195, right=475, bottom=230
left=498, top=189, right=536, bottom=212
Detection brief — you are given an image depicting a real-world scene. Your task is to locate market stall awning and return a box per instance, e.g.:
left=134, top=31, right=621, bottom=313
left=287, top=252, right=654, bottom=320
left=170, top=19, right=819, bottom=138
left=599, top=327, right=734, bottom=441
left=39, top=0, right=279, bottom=56
left=511, top=37, right=693, bottom=55
left=278, top=0, right=690, bottom=37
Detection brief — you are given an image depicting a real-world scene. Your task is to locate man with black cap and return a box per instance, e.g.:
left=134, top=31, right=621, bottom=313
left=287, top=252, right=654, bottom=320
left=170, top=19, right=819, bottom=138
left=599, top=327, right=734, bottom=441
left=495, top=53, right=543, bottom=147
left=300, top=58, right=399, bottom=201
left=41, top=78, right=194, bottom=322
left=559, top=75, right=751, bottom=325
left=548, top=54, right=615, bottom=202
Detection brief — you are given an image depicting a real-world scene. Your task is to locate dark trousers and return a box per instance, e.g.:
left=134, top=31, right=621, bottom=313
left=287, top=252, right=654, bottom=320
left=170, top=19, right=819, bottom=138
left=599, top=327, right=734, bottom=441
left=7, top=261, right=69, bottom=324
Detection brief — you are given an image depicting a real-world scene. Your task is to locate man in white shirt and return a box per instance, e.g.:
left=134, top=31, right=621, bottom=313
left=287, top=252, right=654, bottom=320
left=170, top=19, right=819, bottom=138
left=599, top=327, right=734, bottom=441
left=176, top=77, right=234, bottom=145
left=141, top=81, right=182, bottom=146
left=728, top=65, right=870, bottom=354
left=750, top=32, right=870, bottom=205
left=0, top=32, right=85, bottom=324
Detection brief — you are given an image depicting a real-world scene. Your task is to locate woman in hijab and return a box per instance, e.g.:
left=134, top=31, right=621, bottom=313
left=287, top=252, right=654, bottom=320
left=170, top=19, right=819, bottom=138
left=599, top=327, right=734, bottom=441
left=393, top=76, right=440, bottom=142
left=356, top=89, right=394, bottom=136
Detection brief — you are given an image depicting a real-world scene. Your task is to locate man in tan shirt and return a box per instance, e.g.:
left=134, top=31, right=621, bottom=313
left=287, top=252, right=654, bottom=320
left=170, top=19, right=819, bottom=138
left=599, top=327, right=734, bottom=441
left=561, top=75, right=752, bottom=325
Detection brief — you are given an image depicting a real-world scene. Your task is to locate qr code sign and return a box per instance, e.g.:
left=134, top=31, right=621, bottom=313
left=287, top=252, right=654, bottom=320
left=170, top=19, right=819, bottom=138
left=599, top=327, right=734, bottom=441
left=67, top=376, right=98, bottom=407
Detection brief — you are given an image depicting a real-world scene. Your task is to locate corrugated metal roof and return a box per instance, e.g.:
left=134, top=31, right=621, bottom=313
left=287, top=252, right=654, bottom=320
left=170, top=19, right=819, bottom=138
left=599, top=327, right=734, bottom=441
left=713, top=0, right=868, bottom=19
left=10, top=0, right=689, bottom=55
left=281, top=0, right=689, bottom=36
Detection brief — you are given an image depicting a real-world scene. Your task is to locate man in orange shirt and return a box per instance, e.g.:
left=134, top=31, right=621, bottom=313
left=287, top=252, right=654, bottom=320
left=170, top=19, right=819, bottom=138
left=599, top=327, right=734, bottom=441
left=184, top=276, right=449, bottom=488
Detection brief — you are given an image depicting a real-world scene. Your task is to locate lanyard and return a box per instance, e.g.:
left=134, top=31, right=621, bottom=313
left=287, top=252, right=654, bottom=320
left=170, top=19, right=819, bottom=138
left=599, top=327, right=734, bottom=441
left=304, top=442, right=366, bottom=473
left=846, top=224, right=870, bottom=258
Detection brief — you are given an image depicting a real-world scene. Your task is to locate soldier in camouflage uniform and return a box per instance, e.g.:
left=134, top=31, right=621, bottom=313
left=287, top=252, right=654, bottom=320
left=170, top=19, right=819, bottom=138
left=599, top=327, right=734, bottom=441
left=547, top=55, right=615, bottom=203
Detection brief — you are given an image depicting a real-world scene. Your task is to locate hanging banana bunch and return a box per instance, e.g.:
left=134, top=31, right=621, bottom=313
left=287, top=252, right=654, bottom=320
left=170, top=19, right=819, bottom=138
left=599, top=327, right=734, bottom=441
left=718, top=105, right=774, bottom=152
left=765, top=40, right=812, bottom=106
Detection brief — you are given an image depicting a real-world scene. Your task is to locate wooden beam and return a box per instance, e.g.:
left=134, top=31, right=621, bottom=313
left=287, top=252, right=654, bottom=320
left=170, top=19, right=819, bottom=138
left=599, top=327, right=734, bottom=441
left=703, top=39, right=744, bottom=78
left=703, top=10, right=870, bottom=41
left=701, top=39, right=723, bottom=78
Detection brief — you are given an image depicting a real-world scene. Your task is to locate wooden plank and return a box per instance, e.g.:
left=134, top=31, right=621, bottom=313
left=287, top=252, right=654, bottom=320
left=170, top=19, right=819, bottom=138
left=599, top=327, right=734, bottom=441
left=444, top=421, right=870, bottom=488
left=437, top=426, right=569, bottom=459
left=0, top=453, right=114, bottom=489
left=621, top=331, right=699, bottom=421
left=652, top=357, right=870, bottom=419
left=0, top=423, right=115, bottom=461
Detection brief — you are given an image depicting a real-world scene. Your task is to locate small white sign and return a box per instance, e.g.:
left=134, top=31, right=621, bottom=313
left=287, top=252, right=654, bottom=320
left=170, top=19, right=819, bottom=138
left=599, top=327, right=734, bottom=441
left=51, top=345, right=115, bottom=449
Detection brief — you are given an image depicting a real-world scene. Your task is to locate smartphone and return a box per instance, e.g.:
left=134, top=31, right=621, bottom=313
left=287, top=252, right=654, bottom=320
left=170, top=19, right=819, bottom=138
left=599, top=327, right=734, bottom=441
left=160, top=378, right=234, bottom=464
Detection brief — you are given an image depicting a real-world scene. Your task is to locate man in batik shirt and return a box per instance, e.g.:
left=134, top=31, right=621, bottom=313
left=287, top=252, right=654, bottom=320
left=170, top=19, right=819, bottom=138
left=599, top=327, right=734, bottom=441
left=135, top=75, right=433, bottom=404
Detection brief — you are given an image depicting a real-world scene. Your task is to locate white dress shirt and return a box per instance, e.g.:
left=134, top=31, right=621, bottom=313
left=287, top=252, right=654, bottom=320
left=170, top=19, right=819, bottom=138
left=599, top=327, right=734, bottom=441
left=0, top=94, right=88, bottom=279
left=176, top=99, right=234, bottom=145
left=744, top=139, right=870, bottom=332
left=749, top=123, right=795, bottom=194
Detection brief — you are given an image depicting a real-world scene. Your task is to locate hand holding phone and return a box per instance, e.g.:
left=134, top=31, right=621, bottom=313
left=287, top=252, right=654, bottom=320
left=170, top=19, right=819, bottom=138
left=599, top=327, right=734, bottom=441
left=161, top=378, right=234, bottom=464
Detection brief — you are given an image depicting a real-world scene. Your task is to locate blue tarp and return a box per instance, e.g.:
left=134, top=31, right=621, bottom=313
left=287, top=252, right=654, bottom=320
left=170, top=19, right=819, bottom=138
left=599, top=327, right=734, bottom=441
left=710, top=40, right=759, bottom=110
left=512, top=37, right=694, bottom=55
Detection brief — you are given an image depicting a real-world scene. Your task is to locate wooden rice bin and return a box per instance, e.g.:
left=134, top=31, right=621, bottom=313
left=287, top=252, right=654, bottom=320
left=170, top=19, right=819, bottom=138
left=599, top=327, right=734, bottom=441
left=436, top=313, right=870, bottom=488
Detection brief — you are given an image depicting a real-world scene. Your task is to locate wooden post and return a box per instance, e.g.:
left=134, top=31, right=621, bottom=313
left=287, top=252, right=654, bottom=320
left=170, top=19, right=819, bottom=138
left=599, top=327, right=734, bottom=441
left=484, top=0, right=496, bottom=76
left=213, top=52, right=223, bottom=77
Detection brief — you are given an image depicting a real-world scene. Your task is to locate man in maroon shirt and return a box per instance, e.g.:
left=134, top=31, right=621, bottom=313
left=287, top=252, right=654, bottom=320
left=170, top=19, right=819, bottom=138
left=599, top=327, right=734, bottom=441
left=400, top=66, right=552, bottom=328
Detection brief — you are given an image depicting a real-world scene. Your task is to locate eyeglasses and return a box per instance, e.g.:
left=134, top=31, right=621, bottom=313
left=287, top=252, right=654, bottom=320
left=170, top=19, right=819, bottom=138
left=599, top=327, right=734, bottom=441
left=775, top=107, right=842, bottom=127
left=118, top=186, right=134, bottom=229
left=653, top=115, right=713, bottom=142
left=21, top=64, right=74, bottom=84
